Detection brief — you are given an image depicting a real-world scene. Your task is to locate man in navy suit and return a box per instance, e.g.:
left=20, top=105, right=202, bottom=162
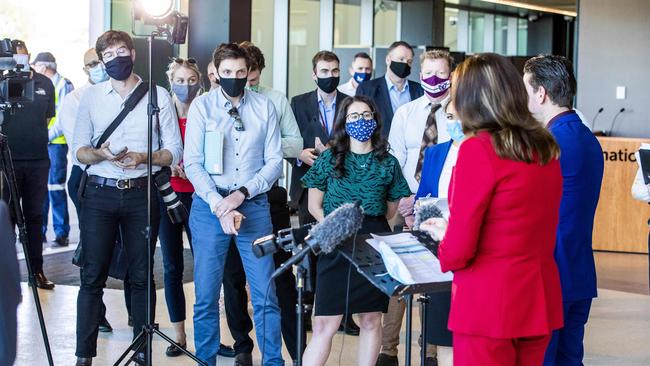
left=524, top=55, right=604, bottom=366
left=0, top=201, right=21, bottom=366
left=356, top=41, right=423, bottom=137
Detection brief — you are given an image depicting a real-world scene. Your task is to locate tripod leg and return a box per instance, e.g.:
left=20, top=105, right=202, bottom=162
left=0, top=136, right=54, bottom=366
left=153, top=329, right=208, bottom=365
left=404, top=295, right=413, bottom=366
left=113, top=330, right=146, bottom=366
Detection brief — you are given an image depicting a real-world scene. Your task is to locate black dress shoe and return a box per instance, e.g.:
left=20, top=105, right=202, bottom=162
left=54, top=235, right=69, bottom=247
left=375, top=353, right=398, bottom=366
left=98, top=316, right=113, bottom=333
left=338, top=315, right=360, bottom=336
left=131, top=351, right=147, bottom=365
left=234, top=353, right=253, bottom=366
left=166, top=342, right=187, bottom=357
left=217, top=343, right=236, bottom=357
left=76, top=357, right=92, bottom=366
left=33, top=271, right=55, bottom=290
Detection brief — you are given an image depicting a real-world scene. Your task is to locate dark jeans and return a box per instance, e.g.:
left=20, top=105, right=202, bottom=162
left=222, top=186, right=305, bottom=360
left=158, top=191, right=193, bottom=323
left=1, top=159, right=49, bottom=273
left=75, top=182, right=159, bottom=358
left=42, top=144, right=70, bottom=238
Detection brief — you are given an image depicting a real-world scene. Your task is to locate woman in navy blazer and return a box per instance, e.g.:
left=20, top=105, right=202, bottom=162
left=414, top=102, right=463, bottom=366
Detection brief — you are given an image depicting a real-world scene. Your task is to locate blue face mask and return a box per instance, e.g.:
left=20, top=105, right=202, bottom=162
left=353, top=72, right=371, bottom=84
left=88, top=64, right=109, bottom=84
left=446, top=119, right=465, bottom=142
left=345, top=118, right=377, bottom=142
left=172, top=83, right=201, bottom=103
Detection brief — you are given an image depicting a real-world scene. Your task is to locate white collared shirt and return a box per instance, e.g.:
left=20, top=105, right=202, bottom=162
left=52, top=83, right=91, bottom=166
left=438, top=143, right=459, bottom=198
left=184, top=87, right=283, bottom=212
left=72, top=77, right=183, bottom=179
left=388, top=94, right=451, bottom=192
left=338, top=79, right=356, bottom=97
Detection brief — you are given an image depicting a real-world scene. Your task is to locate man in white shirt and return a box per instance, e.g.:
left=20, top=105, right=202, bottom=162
left=338, top=52, right=373, bottom=97
left=73, top=31, right=182, bottom=366
left=380, top=49, right=454, bottom=366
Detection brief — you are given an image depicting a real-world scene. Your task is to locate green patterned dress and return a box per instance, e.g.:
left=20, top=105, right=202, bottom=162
left=301, top=148, right=411, bottom=315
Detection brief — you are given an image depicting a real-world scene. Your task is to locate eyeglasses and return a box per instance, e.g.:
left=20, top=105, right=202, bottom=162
left=346, top=111, right=375, bottom=123
left=228, top=107, right=245, bottom=131
left=102, top=46, right=131, bottom=62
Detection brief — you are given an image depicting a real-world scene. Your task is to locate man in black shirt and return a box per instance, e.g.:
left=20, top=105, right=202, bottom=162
left=1, top=40, right=56, bottom=289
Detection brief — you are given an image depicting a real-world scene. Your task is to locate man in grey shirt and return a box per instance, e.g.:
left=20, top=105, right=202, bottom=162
left=72, top=30, right=182, bottom=366
left=184, top=43, right=284, bottom=366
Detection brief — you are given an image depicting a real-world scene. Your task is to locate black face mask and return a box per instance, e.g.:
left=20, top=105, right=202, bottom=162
left=316, top=76, right=340, bottom=94
left=104, top=55, right=134, bottom=81
left=389, top=61, right=411, bottom=79
left=219, top=76, right=247, bottom=98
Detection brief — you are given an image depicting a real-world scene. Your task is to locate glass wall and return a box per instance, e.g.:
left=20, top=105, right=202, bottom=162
left=288, top=0, right=321, bottom=97
left=494, top=15, right=508, bottom=55
left=518, top=18, right=528, bottom=56
left=374, top=0, right=398, bottom=47
left=252, top=0, right=275, bottom=87
left=334, top=0, right=362, bottom=46
left=468, top=12, right=485, bottom=53
left=444, top=7, right=459, bottom=50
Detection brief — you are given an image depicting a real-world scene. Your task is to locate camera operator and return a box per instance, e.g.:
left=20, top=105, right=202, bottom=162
left=0, top=39, right=56, bottom=290
left=32, top=51, right=74, bottom=247
left=72, top=30, right=182, bottom=366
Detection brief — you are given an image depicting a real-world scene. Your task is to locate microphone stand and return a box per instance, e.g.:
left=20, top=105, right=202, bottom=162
left=294, top=250, right=313, bottom=366
left=607, top=108, right=626, bottom=136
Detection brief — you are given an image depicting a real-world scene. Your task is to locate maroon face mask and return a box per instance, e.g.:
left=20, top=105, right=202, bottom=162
left=421, top=74, right=450, bottom=98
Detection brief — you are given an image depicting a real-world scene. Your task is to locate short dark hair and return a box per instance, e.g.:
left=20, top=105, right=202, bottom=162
left=353, top=52, right=372, bottom=63
left=95, top=30, right=135, bottom=61
left=212, top=43, right=250, bottom=71
left=387, top=41, right=414, bottom=56
left=312, top=51, right=340, bottom=71
left=239, top=41, right=266, bottom=71
left=523, top=55, right=576, bottom=108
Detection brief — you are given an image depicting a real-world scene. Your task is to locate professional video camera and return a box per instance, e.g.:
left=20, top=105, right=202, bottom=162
left=0, top=38, right=34, bottom=116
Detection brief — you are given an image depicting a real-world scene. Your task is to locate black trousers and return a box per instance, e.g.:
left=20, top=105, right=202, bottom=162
left=75, top=182, right=159, bottom=358
left=1, top=159, right=49, bottom=273
left=222, top=186, right=305, bottom=360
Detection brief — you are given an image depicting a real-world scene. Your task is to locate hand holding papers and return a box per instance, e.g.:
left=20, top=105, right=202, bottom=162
left=366, top=233, right=453, bottom=285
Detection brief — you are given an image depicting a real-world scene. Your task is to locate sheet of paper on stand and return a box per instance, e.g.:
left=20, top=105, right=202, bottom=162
left=366, top=233, right=453, bottom=285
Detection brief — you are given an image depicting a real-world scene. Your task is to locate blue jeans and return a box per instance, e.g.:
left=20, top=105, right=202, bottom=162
left=543, top=299, right=592, bottom=366
left=158, top=191, right=193, bottom=323
left=42, top=144, right=70, bottom=237
left=190, top=194, right=283, bottom=366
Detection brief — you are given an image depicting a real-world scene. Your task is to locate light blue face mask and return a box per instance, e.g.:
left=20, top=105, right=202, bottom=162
left=88, top=64, right=109, bottom=84
left=446, top=119, right=465, bottom=142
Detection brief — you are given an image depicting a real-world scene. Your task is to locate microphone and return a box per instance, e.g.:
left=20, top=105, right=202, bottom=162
left=607, top=107, right=626, bottom=136
left=270, top=202, right=364, bottom=280
left=590, top=107, right=604, bottom=131
left=413, top=199, right=443, bottom=231
left=0, top=57, right=17, bottom=71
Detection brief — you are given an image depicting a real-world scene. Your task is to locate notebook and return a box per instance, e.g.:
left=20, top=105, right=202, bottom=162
left=204, top=131, right=224, bottom=175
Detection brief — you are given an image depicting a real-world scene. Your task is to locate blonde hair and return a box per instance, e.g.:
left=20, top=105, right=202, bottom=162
left=420, top=49, right=454, bottom=69
left=166, top=57, right=202, bottom=88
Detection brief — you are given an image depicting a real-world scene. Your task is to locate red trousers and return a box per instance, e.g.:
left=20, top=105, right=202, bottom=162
left=453, top=332, right=551, bottom=366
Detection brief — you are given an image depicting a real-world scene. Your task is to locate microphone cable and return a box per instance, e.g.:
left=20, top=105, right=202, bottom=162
left=338, top=231, right=358, bottom=366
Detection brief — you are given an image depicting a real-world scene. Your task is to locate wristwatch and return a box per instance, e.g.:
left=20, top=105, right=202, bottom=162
left=238, top=186, right=250, bottom=199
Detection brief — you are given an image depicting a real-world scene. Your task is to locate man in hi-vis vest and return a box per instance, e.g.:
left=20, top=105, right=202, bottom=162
left=32, top=52, right=74, bottom=247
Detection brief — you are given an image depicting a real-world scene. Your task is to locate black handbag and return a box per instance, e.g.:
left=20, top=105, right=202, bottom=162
left=72, top=82, right=149, bottom=267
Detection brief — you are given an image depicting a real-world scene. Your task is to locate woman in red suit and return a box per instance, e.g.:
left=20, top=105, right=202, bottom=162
left=420, top=53, right=564, bottom=366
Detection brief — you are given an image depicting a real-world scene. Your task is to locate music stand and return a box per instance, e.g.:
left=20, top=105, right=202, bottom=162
left=337, top=232, right=451, bottom=366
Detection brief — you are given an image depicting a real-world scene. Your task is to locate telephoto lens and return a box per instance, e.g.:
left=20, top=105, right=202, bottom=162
left=154, top=167, right=188, bottom=224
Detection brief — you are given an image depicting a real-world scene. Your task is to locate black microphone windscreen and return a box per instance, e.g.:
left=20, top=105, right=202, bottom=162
left=309, top=203, right=364, bottom=254
left=414, top=200, right=444, bottom=230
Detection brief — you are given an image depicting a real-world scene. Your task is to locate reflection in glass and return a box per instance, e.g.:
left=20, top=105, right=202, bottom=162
left=444, top=7, right=459, bottom=50
left=494, top=15, right=508, bottom=55
left=518, top=18, right=528, bottom=56
left=335, top=0, right=362, bottom=46
left=469, top=12, right=485, bottom=53
left=374, top=0, right=398, bottom=46
left=251, top=0, right=275, bottom=87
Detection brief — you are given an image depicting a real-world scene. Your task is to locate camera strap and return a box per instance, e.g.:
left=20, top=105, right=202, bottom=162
left=78, top=82, right=149, bottom=199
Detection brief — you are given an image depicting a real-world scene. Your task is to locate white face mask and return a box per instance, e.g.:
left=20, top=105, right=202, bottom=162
left=13, top=54, right=30, bottom=71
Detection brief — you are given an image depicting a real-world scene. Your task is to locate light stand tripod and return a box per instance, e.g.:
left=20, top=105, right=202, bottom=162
left=112, top=32, right=206, bottom=366
left=0, top=121, right=54, bottom=366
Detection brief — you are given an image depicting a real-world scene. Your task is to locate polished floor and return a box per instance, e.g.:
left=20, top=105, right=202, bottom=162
left=13, top=252, right=650, bottom=365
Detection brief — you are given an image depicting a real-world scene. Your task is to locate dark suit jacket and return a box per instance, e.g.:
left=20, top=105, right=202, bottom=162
left=355, top=75, right=423, bottom=137
left=289, top=90, right=350, bottom=206
left=549, top=110, right=604, bottom=302
left=0, top=201, right=20, bottom=366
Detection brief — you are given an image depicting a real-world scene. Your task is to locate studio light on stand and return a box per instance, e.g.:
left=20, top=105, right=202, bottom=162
left=113, top=2, right=203, bottom=365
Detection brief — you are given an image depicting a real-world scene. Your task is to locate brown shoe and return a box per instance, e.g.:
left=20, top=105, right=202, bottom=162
left=33, top=271, right=55, bottom=290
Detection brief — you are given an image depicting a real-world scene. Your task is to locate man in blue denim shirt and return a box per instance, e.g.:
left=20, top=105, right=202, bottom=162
left=184, top=43, right=284, bottom=366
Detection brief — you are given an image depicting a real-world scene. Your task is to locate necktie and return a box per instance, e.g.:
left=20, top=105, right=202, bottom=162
left=415, top=103, right=441, bottom=182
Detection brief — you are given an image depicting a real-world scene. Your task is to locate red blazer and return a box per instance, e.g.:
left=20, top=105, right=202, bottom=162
left=439, top=131, right=564, bottom=339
